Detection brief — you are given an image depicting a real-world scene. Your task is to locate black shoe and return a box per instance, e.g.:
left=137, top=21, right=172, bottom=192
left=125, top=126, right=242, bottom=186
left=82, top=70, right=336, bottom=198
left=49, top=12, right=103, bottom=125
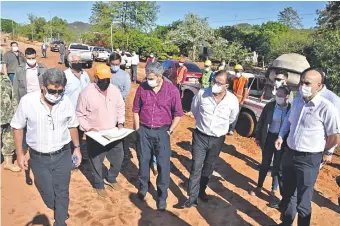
left=181, top=198, right=198, bottom=209
left=26, top=176, right=33, bottom=185
left=267, top=202, right=280, bottom=209
left=199, top=191, right=209, bottom=203
left=137, top=191, right=146, bottom=201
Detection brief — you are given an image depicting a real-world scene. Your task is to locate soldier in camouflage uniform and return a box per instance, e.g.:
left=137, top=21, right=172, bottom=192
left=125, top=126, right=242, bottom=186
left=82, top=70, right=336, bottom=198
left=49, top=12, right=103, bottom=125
left=1, top=69, right=21, bottom=172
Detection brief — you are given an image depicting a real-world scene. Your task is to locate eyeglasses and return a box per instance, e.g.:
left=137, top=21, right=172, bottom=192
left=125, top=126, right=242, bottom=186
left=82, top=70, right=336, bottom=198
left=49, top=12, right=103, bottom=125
left=47, top=114, right=55, bottom=130
left=47, top=89, right=64, bottom=95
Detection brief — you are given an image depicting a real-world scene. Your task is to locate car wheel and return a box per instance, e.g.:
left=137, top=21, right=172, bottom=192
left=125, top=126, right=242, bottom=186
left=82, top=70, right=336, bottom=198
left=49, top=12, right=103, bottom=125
left=182, top=90, right=194, bottom=112
left=235, top=111, right=255, bottom=137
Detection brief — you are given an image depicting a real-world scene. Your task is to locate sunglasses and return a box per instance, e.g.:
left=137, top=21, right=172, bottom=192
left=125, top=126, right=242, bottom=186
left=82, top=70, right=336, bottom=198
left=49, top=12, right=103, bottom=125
left=47, top=88, right=64, bottom=95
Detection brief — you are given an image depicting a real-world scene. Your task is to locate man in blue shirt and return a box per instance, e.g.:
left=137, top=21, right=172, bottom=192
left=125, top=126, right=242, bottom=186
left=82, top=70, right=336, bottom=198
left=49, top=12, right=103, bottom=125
left=274, top=69, right=340, bottom=226
left=109, top=52, right=131, bottom=160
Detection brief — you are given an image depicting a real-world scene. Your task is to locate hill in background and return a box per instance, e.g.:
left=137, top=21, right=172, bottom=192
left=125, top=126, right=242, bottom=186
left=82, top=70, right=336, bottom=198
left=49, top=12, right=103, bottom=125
left=67, top=21, right=91, bottom=33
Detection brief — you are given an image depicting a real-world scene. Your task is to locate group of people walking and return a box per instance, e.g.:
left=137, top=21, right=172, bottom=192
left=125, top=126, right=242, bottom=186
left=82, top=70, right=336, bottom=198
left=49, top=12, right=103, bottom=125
left=1, top=41, right=340, bottom=226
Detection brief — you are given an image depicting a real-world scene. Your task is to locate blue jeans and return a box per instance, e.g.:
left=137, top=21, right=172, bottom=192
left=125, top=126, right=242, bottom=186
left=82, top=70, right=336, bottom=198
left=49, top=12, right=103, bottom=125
left=8, top=73, right=15, bottom=83
left=60, top=54, right=65, bottom=64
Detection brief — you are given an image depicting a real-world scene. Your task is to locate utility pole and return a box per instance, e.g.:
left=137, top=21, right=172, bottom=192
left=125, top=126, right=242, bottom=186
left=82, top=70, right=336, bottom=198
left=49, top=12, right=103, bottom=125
left=111, top=13, right=114, bottom=52
left=31, top=24, right=34, bottom=41
left=11, top=20, right=14, bottom=37
left=48, top=11, right=52, bottom=41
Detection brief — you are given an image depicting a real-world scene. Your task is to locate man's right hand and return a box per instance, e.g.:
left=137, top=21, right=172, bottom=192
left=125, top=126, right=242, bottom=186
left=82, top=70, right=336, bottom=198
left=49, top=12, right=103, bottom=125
left=88, top=128, right=98, bottom=132
left=275, top=137, right=283, bottom=150
left=17, top=154, right=28, bottom=170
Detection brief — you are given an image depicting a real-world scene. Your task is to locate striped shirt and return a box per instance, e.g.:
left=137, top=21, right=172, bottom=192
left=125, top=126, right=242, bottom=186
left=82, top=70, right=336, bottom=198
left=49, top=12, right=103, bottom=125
left=10, top=91, right=79, bottom=153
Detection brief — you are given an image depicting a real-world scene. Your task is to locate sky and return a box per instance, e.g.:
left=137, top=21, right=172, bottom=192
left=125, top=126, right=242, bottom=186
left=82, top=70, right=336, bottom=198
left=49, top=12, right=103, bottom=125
left=1, top=1, right=327, bottom=29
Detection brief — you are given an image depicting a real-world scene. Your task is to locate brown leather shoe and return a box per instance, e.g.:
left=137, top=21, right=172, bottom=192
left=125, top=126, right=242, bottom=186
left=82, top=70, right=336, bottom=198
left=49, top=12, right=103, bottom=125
left=95, top=188, right=108, bottom=198
left=104, top=179, right=122, bottom=191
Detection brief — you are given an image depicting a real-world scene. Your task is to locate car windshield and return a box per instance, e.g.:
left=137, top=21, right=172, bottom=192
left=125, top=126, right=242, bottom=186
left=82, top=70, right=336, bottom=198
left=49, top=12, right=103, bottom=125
left=70, top=45, right=89, bottom=50
left=52, top=41, right=62, bottom=44
left=183, top=63, right=201, bottom=73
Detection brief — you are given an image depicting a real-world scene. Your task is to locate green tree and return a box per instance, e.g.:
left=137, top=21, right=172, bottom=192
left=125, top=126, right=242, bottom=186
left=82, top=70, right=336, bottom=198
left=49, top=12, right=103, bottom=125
left=317, top=1, right=340, bottom=30
left=168, top=13, right=214, bottom=60
left=0, top=19, right=17, bottom=33
left=278, top=7, right=303, bottom=29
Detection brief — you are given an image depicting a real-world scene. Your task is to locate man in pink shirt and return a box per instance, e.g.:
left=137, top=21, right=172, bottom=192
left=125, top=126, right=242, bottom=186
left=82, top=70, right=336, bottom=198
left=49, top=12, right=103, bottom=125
left=76, top=64, right=125, bottom=198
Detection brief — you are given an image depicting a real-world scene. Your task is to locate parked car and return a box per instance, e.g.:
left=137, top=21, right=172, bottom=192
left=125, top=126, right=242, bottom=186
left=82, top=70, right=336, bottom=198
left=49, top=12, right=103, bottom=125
left=50, top=40, right=63, bottom=52
left=94, top=47, right=111, bottom=62
left=180, top=69, right=269, bottom=137
left=65, top=43, right=93, bottom=68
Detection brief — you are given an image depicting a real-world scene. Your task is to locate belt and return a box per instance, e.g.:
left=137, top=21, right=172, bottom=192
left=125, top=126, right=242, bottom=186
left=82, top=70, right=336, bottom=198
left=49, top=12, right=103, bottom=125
left=287, top=147, right=322, bottom=156
left=141, top=124, right=170, bottom=130
left=29, top=143, right=70, bottom=156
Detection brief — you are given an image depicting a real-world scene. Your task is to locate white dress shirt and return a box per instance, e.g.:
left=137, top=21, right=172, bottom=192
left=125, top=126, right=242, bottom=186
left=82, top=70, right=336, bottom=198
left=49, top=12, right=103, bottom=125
left=131, top=55, right=139, bottom=65
left=279, top=93, right=340, bottom=153
left=191, top=88, right=239, bottom=137
left=268, top=104, right=289, bottom=134
left=10, top=91, right=79, bottom=153
left=26, top=64, right=40, bottom=93
left=64, top=68, right=91, bottom=108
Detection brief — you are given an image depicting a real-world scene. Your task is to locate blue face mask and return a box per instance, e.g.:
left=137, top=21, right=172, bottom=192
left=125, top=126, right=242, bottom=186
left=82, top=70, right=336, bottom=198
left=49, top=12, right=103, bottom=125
left=110, top=65, right=120, bottom=73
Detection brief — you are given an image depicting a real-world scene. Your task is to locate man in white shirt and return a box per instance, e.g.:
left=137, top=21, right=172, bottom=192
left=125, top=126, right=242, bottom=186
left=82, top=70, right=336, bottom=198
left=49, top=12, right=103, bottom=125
left=130, top=51, right=139, bottom=83
left=181, top=70, right=239, bottom=208
left=11, top=68, right=82, bottom=226
left=275, top=69, right=340, bottom=226
left=64, top=53, right=90, bottom=161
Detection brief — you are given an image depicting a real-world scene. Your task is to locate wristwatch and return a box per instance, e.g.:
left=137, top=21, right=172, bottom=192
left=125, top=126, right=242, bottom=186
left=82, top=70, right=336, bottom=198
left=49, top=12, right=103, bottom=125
left=74, top=145, right=81, bottom=149
left=167, top=130, right=174, bottom=135
left=325, top=151, right=333, bottom=156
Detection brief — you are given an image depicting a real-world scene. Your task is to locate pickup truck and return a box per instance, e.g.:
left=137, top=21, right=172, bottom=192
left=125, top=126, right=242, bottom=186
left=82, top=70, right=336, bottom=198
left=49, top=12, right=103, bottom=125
left=180, top=70, right=269, bottom=137
left=64, top=43, right=93, bottom=68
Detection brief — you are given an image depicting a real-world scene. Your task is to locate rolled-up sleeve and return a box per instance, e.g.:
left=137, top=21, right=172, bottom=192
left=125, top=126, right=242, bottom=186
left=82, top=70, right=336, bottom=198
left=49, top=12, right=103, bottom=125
left=133, top=86, right=142, bottom=113
left=229, top=98, right=240, bottom=124
left=191, top=92, right=200, bottom=118
left=324, top=104, right=340, bottom=136
left=10, top=99, right=27, bottom=129
left=66, top=100, right=79, bottom=128
left=171, top=88, right=184, bottom=117
left=75, top=92, right=91, bottom=131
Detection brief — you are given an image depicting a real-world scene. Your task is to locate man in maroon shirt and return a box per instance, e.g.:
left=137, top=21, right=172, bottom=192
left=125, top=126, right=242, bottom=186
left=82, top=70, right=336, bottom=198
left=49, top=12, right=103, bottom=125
left=133, top=62, right=183, bottom=211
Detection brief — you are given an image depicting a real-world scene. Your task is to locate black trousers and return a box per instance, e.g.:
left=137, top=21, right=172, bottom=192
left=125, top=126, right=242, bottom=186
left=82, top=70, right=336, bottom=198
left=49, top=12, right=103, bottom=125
left=30, top=145, right=72, bottom=226
left=188, top=129, right=225, bottom=200
left=131, top=65, right=138, bottom=82
left=137, top=125, right=171, bottom=205
left=258, top=132, right=284, bottom=194
left=281, top=148, right=322, bottom=226
left=86, top=136, right=124, bottom=189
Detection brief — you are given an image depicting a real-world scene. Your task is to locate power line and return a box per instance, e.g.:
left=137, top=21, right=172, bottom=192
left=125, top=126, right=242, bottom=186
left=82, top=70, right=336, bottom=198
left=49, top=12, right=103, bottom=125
left=208, top=12, right=317, bottom=24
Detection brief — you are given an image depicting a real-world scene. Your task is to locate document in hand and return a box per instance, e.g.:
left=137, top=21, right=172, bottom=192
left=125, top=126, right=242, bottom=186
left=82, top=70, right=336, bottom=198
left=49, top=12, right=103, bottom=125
left=85, top=128, right=135, bottom=146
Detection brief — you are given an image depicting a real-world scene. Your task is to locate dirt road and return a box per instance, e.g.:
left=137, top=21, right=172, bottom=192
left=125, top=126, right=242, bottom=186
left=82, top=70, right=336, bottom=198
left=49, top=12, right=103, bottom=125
left=1, top=40, right=340, bottom=226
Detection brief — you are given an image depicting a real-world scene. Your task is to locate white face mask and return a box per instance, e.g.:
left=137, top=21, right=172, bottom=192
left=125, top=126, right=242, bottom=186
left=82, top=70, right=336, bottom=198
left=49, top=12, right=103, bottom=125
left=299, top=85, right=312, bottom=98
left=204, top=67, right=210, bottom=72
left=12, top=46, right=19, bottom=52
left=147, top=79, right=158, bottom=88
left=179, top=63, right=184, bottom=67
left=26, top=59, right=37, bottom=66
left=276, top=96, right=285, bottom=105
left=272, top=87, right=277, bottom=95
left=235, top=72, right=241, bottom=78
left=212, top=84, right=223, bottom=94
left=222, top=62, right=226, bottom=65
left=275, top=80, right=283, bottom=88
left=44, top=88, right=63, bottom=104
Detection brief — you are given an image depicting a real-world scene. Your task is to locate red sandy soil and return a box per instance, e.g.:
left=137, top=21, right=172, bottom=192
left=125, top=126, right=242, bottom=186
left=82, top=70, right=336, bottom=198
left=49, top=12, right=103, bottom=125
left=1, top=38, right=340, bottom=226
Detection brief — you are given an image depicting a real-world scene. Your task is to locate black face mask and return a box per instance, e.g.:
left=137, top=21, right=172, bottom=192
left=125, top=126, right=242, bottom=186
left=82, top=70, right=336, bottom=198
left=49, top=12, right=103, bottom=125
left=71, top=63, right=82, bottom=71
left=96, top=79, right=110, bottom=91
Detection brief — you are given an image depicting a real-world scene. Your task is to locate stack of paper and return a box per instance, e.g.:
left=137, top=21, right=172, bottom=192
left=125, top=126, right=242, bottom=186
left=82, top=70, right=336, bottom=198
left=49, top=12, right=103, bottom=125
left=85, top=128, right=135, bottom=146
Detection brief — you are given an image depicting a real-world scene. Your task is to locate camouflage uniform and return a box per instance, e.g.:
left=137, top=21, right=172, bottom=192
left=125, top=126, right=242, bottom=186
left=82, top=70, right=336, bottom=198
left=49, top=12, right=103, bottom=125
left=1, top=73, right=18, bottom=156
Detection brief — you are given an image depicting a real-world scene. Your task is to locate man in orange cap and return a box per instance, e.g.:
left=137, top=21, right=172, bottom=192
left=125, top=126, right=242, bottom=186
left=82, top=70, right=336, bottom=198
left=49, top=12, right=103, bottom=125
left=76, top=64, right=126, bottom=198
left=175, top=58, right=187, bottom=93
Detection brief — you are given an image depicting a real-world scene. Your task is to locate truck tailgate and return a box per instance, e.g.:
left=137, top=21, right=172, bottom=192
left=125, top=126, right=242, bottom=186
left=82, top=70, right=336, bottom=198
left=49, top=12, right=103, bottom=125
left=70, top=50, right=92, bottom=61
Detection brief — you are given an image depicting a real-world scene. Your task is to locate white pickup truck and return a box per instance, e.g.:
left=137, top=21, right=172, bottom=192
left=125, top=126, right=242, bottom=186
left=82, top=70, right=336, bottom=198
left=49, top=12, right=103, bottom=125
left=181, top=70, right=269, bottom=137
left=65, top=43, right=93, bottom=68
